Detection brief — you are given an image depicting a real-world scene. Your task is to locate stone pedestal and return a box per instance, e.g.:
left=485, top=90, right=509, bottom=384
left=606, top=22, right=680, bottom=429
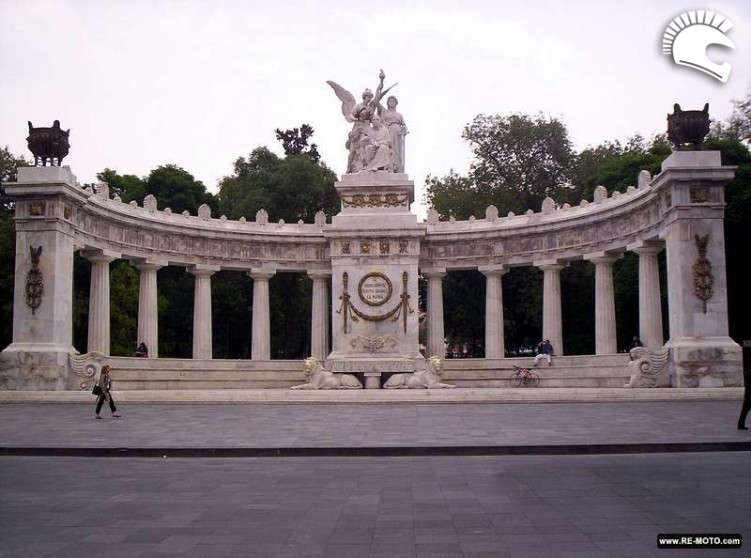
left=0, top=166, right=86, bottom=389
left=652, top=151, right=742, bottom=386
left=324, top=172, right=426, bottom=383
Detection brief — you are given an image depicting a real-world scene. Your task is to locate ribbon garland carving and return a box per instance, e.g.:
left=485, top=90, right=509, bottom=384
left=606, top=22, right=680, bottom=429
left=692, top=234, right=714, bottom=313
left=25, top=245, right=44, bottom=315
left=337, top=271, right=414, bottom=333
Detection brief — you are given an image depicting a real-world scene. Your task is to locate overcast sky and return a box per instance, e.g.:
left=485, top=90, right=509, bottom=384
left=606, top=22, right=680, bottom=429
left=1, top=0, right=749, bottom=219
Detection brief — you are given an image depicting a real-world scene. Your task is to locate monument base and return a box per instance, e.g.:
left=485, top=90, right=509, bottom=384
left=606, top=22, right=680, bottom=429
left=326, top=354, right=426, bottom=389
left=665, top=337, right=743, bottom=387
left=0, top=343, right=77, bottom=390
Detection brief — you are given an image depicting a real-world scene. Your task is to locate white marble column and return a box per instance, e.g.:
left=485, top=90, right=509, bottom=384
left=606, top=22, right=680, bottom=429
left=535, top=261, right=565, bottom=356
left=249, top=266, right=276, bottom=360
left=423, top=268, right=446, bottom=358
left=84, top=251, right=118, bottom=355
left=480, top=265, right=507, bottom=358
left=135, top=261, right=163, bottom=358
left=308, top=270, right=331, bottom=360
left=586, top=253, right=620, bottom=354
left=631, top=244, right=664, bottom=349
left=189, top=265, right=219, bottom=359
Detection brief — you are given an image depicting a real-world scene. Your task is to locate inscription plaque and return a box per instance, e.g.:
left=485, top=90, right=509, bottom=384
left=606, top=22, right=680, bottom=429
left=358, top=272, right=393, bottom=307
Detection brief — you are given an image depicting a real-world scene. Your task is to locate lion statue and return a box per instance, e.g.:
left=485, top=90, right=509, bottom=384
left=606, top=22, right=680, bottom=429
left=383, top=356, right=455, bottom=389
left=290, top=357, right=363, bottom=390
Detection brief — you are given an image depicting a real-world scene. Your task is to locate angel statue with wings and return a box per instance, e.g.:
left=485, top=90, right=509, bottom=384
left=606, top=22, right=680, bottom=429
left=327, top=69, right=399, bottom=174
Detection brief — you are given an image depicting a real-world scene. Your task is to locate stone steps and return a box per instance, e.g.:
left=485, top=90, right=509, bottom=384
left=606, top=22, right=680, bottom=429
left=103, top=355, right=634, bottom=390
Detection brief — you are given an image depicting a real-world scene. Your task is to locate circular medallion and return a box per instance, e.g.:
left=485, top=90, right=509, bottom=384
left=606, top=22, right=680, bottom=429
left=357, top=272, right=393, bottom=307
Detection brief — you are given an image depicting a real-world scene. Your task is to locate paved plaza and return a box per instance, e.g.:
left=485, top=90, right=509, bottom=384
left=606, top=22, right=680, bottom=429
left=1, top=400, right=749, bottom=557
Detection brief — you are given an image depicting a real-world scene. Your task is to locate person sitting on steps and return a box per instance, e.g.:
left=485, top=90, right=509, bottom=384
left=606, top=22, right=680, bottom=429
left=533, top=339, right=554, bottom=367
left=134, top=342, right=148, bottom=357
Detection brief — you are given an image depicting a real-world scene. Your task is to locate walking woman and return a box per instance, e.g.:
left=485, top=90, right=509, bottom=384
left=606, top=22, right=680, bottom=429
left=94, top=364, right=121, bottom=419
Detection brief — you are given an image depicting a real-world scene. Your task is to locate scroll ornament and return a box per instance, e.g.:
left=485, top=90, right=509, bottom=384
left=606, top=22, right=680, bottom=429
left=624, top=347, right=670, bottom=388
left=69, top=351, right=106, bottom=391
left=692, top=234, right=713, bottom=313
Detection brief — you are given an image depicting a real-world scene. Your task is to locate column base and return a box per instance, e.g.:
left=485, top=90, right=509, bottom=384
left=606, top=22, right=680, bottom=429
left=364, top=372, right=382, bottom=389
left=664, top=337, right=743, bottom=387
left=0, top=343, right=79, bottom=390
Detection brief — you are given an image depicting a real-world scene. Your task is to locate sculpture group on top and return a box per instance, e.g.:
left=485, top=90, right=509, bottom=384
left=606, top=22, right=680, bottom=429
left=328, top=69, right=408, bottom=174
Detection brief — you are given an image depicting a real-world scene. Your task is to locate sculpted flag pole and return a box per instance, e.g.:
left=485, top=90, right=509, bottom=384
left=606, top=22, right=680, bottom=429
left=327, top=69, right=402, bottom=174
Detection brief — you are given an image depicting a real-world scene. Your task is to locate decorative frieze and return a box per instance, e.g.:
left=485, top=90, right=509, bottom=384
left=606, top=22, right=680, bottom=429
left=341, top=193, right=409, bottom=208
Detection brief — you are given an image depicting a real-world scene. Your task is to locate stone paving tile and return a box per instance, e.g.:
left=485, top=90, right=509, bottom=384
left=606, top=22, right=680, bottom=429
left=1, top=400, right=748, bottom=449
left=1, top=452, right=748, bottom=557
left=0, top=398, right=749, bottom=558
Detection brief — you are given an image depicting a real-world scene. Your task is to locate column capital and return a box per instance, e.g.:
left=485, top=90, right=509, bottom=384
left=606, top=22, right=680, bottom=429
left=583, top=251, right=622, bottom=265
left=421, top=267, right=447, bottom=279
left=187, top=264, right=220, bottom=277
left=534, top=260, right=566, bottom=272
left=80, top=249, right=120, bottom=263
left=132, top=259, right=167, bottom=272
left=479, top=265, right=507, bottom=277
left=307, top=269, right=332, bottom=281
left=629, top=242, right=665, bottom=256
left=249, top=267, right=277, bottom=281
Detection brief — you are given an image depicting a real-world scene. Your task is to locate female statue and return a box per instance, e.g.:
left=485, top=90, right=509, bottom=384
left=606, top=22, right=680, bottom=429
left=327, top=69, right=398, bottom=173
left=378, top=95, right=408, bottom=173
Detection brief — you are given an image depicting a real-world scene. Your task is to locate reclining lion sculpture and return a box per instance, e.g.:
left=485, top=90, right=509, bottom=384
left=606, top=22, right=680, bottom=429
left=290, top=357, right=363, bottom=390
left=383, top=356, right=455, bottom=389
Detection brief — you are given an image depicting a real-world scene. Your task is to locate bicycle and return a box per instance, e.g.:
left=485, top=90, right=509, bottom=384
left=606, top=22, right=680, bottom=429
left=509, top=365, right=540, bottom=387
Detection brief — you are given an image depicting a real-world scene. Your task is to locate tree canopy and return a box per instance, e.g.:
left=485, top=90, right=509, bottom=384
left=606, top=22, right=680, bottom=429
left=274, top=124, right=321, bottom=163
left=216, top=131, right=338, bottom=223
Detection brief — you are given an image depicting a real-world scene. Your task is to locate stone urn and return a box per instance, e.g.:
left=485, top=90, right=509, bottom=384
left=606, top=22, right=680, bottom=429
left=667, top=103, right=710, bottom=151
left=26, top=120, right=70, bottom=166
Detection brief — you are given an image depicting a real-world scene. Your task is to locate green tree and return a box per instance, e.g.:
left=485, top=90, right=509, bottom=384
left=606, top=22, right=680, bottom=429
left=217, top=147, right=338, bottom=223
left=463, top=112, right=575, bottom=213
left=274, top=123, right=321, bottom=163
left=144, top=165, right=218, bottom=215
left=0, top=147, right=31, bottom=347
left=109, top=261, right=139, bottom=356
left=570, top=135, right=669, bottom=200
left=96, top=169, right=146, bottom=203
left=710, top=90, right=751, bottom=143
left=424, top=171, right=485, bottom=220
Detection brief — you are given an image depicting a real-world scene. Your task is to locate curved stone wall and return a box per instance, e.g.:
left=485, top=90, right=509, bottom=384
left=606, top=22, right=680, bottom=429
left=15, top=168, right=667, bottom=271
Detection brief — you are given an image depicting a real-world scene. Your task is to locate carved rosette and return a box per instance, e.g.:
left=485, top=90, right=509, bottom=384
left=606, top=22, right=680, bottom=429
left=29, top=201, right=46, bottom=216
